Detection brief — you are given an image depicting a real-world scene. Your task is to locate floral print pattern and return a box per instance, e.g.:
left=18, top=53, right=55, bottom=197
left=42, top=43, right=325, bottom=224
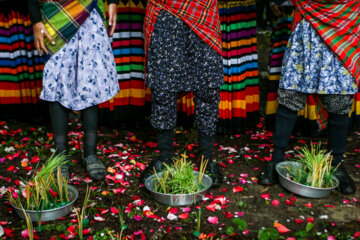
left=280, top=19, right=357, bottom=95
left=41, top=9, right=119, bottom=111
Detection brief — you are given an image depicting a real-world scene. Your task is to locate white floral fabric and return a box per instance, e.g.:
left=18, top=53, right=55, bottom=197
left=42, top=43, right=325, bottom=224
left=41, top=9, right=119, bottom=111
left=279, top=19, right=357, bottom=95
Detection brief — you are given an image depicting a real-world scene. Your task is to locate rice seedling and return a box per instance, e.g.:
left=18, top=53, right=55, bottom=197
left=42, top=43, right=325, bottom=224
left=153, top=155, right=208, bottom=194
left=75, top=186, right=91, bottom=240
left=8, top=153, right=71, bottom=214
left=21, top=205, right=34, bottom=240
left=287, top=143, right=338, bottom=188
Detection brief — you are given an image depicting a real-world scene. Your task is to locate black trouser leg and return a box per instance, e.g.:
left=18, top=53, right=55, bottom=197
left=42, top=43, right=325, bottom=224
left=49, top=102, right=69, bottom=155
left=328, top=113, right=356, bottom=194
left=258, top=105, right=298, bottom=185
left=81, top=105, right=98, bottom=157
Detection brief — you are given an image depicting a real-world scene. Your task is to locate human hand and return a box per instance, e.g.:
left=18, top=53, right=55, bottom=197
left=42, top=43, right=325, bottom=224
left=271, top=4, right=283, bottom=17
left=108, top=3, right=117, bottom=37
left=33, top=22, right=55, bottom=57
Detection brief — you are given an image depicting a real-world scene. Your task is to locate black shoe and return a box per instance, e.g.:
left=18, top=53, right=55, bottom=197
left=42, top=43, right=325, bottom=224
left=205, top=161, right=222, bottom=187
left=334, top=167, right=356, bottom=194
left=258, top=161, right=278, bottom=185
left=142, top=158, right=172, bottom=181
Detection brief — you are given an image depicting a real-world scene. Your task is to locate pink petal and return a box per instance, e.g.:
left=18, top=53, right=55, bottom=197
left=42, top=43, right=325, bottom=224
left=260, top=193, right=270, bottom=200
left=274, top=222, right=290, bottom=233
left=169, top=207, right=178, bottom=214
left=207, top=216, right=218, bottom=224
left=82, top=228, right=91, bottom=235
left=353, top=232, right=360, bottom=239
left=178, top=213, right=189, bottom=220
left=271, top=199, right=280, bottom=207
left=304, top=202, right=312, bottom=208
left=233, top=186, right=244, bottom=193
left=21, top=229, right=29, bottom=238
left=327, top=236, right=336, bottom=240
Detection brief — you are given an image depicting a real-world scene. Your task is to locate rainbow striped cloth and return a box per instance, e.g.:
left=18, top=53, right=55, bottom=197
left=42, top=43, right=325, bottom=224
left=41, top=0, right=106, bottom=57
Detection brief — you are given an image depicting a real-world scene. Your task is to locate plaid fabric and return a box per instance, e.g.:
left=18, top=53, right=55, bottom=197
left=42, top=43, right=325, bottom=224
left=144, top=0, right=222, bottom=57
left=292, top=0, right=360, bottom=85
left=40, top=0, right=106, bottom=56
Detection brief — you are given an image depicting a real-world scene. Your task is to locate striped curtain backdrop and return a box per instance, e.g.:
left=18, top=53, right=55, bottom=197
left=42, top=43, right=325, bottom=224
left=0, top=0, right=43, bottom=104
left=98, top=0, right=150, bottom=126
left=177, top=0, right=260, bottom=133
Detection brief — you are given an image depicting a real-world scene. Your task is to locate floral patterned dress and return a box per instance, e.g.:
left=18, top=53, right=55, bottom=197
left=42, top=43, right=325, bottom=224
left=40, top=9, right=119, bottom=111
left=279, top=19, right=358, bottom=95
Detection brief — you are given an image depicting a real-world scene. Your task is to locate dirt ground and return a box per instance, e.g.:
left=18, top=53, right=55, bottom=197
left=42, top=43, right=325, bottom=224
left=0, top=115, right=359, bottom=240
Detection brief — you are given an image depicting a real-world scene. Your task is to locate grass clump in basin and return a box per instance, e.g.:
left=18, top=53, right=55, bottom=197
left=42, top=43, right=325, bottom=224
left=8, top=152, right=70, bottom=211
left=287, top=143, right=338, bottom=188
left=153, top=155, right=208, bottom=194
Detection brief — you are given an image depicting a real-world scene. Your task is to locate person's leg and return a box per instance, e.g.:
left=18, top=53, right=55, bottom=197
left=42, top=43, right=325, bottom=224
left=258, top=89, right=306, bottom=185
left=322, top=94, right=356, bottom=194
left=81, top=105, right=106, bottom=180
left=193, top=88, right=222, bottom=186
left=142, top=90, right=177, bottom=180
left=49, top=102, right=70, bottom=178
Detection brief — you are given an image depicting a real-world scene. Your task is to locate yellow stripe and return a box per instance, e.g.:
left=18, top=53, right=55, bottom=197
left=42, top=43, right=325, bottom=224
left=112, top=89, right=145, bottom=99
left=222, top=38, right=257, bottom=49
left=268, top=75, right=281, bottom=81
left=265, top=100, right=278, bottom=115
left=298, top=104, right=317, bottom=120
left=219, top=96, right=259, bottom=110
left=0, top=88, right=42, bottom=98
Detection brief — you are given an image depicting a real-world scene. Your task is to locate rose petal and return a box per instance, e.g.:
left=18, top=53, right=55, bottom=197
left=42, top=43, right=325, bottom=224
left=207, top=216, right=218, bottom=224
left=274, top=222, right=290, bottom=233
left=233, top=186, right=244, bottom=193
left=260, top=193, right=270, bottom=200
left=271, top=199, right=280, bottom=207
left=178, top=213, right=189, bottom=220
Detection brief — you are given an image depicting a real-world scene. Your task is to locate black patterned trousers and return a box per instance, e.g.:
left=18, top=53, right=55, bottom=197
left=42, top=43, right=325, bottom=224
left=151, top=89, right=220, bottom=136
left=277, top=88, right=353, bottom=115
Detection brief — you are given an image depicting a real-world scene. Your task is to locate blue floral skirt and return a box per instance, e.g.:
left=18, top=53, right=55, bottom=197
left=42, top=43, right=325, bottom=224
left=40, top=9, right=119, bottom=111
left=279, top=19, right=357, bottom=95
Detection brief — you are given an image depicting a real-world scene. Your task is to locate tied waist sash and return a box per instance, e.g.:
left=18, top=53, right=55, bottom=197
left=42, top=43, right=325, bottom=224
left=40, top=0, right=106, bottom=58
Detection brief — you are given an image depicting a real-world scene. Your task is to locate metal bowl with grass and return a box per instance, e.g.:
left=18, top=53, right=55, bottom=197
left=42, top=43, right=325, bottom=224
left=11, top=185, right=78, bottom=222
left=276, top=161, right=339, bottom=198
left=145, top=171, right=212, bottom=206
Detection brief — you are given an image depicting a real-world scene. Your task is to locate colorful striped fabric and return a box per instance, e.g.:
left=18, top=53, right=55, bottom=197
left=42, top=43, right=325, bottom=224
left=41, top=0, right=106, bottom=56
left=177, top=0, right=260, bottom=133
left=98, top=0, right=149, bottom=124
left=294, top=0, right=360, bottom=84
left=0, top=0, right=43, bottom=104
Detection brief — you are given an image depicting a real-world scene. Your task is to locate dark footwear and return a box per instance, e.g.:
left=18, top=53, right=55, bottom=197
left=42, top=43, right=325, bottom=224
left=198, top=133, right=223, bottom=187
left=205, top=161, right=222, bottom=187
left=258, top=161, right=278, bottom=185
left=141, top=158, right=172, bottom=181
left=83, top=155, right=106, bottom=181
left=142, top=129, right=174, bottom=181
left=334, top=167, right=356, bottom=195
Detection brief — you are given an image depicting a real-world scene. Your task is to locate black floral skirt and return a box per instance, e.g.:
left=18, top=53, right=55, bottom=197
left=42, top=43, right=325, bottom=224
left=145, top=10, right=224, bottom=92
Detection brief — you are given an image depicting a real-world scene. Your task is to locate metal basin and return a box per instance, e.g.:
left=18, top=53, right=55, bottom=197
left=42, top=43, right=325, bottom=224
left=11, top=185, right=78, bottom=222
left=276, top=161, right=339, bottom=198
left=145, top=171, right=212, bottom=206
